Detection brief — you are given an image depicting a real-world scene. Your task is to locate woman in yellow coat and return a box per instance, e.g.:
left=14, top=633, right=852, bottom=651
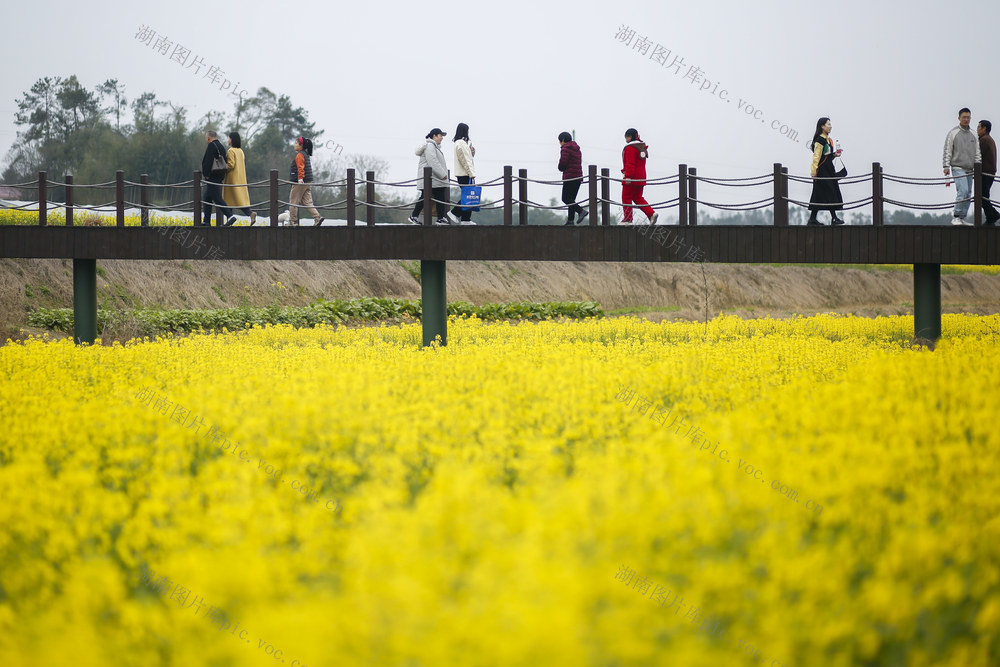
left=223, top=131, right=255, bottom=225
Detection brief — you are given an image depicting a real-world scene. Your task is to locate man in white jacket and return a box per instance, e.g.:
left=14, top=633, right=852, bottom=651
left=943, top=108, right=982, bottom=226
left=409, top=128, right=454, bottom=224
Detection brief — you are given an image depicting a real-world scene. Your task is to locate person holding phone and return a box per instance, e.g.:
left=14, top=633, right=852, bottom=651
left=807, top=117, right=845, bottom=226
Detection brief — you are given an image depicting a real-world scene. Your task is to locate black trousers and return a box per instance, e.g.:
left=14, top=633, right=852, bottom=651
left=412, top=187, right=451, bottom=219
left=982, top=174, right=999, bottom=223
left=561, top=179, right=584, bottom=220
left=450, top=175, right=474, bottom=222
left=202, top=181, right=229, bottom=226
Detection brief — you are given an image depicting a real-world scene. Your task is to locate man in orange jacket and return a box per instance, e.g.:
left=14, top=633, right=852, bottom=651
left=621, top=128, right=658, bottom=225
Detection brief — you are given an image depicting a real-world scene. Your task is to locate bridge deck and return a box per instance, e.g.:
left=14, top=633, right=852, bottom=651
left=1, top=226, right=997, bottom=264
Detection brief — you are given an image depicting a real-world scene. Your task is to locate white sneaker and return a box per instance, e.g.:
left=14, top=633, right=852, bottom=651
left=649, top=212, right=659, bottom=225
left=951, top=217, right=966, bottom=226
left=407, top=216, right=420, bottom=224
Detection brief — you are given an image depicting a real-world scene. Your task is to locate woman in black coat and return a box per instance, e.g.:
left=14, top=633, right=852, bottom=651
left=807, top=117, right=845, bottom=226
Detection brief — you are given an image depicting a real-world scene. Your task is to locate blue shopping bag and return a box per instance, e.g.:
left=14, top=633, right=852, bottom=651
left=459, top=184, right=482, bottom=212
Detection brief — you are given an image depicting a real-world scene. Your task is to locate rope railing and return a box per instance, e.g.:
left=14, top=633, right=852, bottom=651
left=693, top=175, right=773, bottom=187
left=691, top=197, right=775, bottom=211
left=5, top=162, right=999, bottom=227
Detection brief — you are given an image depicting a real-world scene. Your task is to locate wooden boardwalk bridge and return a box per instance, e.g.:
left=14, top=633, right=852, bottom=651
left=1, top=163, right=997, bottom=345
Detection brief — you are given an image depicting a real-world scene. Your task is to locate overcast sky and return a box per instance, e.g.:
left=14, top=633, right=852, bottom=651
left=2, top=0, right=998, bottom=214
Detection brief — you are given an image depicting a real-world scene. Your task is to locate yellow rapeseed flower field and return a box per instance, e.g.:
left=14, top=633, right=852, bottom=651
left=1, top=314, right=998, bottom=667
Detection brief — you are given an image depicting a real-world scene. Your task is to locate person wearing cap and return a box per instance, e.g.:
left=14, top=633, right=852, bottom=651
left=409, top=128, right=453, bottom=224
left=621, top=128, right=658, bottom=225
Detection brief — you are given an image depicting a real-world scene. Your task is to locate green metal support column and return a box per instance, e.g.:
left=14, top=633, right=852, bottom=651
left=421, top=260, right=447, bottom=346
left=913, top=263, right=941, bottom=341
left=73, top=258, right=97, bottom=344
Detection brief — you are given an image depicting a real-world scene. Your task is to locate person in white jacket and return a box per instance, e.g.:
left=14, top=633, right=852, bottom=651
left=450, top=122, right=476, bottom=224
left=409, top=128, right=453, bottom=224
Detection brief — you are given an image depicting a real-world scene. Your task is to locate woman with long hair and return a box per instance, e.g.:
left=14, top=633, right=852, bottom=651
left=450, top=122, right=476, bottom=224
left=223, top=131, right=255, bottom=225
left=807, top=117, right=845, bottom=226
left=288, top=137, right=324, bottom=226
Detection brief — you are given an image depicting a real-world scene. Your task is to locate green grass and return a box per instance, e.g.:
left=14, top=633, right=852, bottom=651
left=26, top=298, right=605, bottom=336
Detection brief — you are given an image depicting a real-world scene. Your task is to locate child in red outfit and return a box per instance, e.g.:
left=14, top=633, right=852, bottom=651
left=621, top=128, right=658, bottom=225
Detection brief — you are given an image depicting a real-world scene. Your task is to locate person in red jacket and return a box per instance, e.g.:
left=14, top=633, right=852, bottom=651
left=557, top=131, right=588, bottom=225
left=621, top=128, right=658, bottom=225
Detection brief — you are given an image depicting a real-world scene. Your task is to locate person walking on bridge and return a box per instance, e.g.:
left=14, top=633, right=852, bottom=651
left=223, top=131, right=255, bottom=226
left=558, top=132, right=587, bottom=225
left=807, top=117, right=845, bottom=226
left=288, top=137, right=324, bottom=227
left=409, top=128, right=453, bottom=225
left=450, top=123, right=476, bottom=224
left=943, top=107, right=982, bottom=226
left=200, top=131, right=234, bottom=226
left=977, top=120, right=998, bottom=226
left=620, top=128, right=658, bottom=225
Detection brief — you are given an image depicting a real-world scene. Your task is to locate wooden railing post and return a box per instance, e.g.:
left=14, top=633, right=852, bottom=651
left=140, top=174, right=149, bottom=226
left=115, top=170, right=125, bottom=227
left=782, top=167, right=789, bottom=224
left=269, top=169, right=278, bottom=226
left=974, top=162, right=983, bottom=226
left=677, top=164, right=688, bottom=226
left=688, top=167, right=698, bottom=226
left=773, top=163, right=788, bottom=226
left=423, top=167, right=433, bottom=226
left=600, top=168, right=611, bottom=225
left=65, top=174, right=74, bottom=227
left=518, top=168, right=528, bottom=225
left=193, top=171, right=202, bottom=226
left=503, top=166, right=513, bottom=226
left=346, top=168, right=356, bottom=226
left=38, top=171, right=47, bottom=226
left=872, top=162, right=883, bottom=226
left=365, top=170, right=376, bottom=226
left=587, top=165, right=598, bottom=226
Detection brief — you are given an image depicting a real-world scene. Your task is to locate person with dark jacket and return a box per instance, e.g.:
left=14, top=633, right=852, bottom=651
left=288, top=137, right=324, bottom=226
left=201, top=131, right=234, bottom=226
left=807, top=117, right=845, bottom=226
left=621, top=128, right=658, bottom=225
left=558, top=132, right=587, bottom=225
left=978, top=120, right=998, bottom=226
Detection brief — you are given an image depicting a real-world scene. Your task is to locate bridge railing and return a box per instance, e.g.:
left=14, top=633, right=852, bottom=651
left=0, top=163, right=996, bottom=227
